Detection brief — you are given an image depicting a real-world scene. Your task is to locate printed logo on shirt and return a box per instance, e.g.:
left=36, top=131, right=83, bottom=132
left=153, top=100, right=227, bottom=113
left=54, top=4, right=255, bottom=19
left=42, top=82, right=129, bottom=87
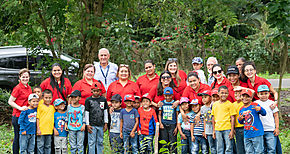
left=130, top=114, right=135, bottom=119
left=69, top=110, right=82, bottom=128
left=204, top=110, right=213, bottom=124
left=57, top=117, right=66, bottom=132
left=28, top=112, right=37, bottom=123
left=100, top=102, right=105, bottom=109
left=162, top=106, right=174, bottom=121
left=243, top=110, right=258, bottom=131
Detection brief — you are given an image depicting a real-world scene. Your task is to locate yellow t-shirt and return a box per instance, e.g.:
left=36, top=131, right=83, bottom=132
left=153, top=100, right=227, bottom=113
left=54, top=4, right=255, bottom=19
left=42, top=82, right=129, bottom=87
left=37, top=100, right=55, bottom=135
left=211, top=100, right=236, bottom=131
left=232, top=101, right=244, bottom=128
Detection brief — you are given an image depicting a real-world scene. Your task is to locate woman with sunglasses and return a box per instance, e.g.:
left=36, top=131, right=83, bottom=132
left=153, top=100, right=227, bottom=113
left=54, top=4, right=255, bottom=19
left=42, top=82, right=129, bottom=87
left=106, top=64, right=141, bottom=108
left=241, top=61, right=278, bottom=102
left=164, top=59, right=187, bottom=96
left=136, top=60, right=160, bottom=95
left=211, top=64, right=235, bottom=102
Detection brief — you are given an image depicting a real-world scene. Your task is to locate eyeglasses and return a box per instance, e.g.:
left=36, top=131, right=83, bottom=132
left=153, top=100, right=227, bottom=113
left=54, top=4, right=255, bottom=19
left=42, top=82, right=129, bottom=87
left=213, top=70, right=222, bottom=75
left=161, top=76, right=171, bottom=79
left=120, top=64, right=129, bottom=67
left=168, top=58, right=178, bottom=61
left=245, top=69, right=254, bottom=72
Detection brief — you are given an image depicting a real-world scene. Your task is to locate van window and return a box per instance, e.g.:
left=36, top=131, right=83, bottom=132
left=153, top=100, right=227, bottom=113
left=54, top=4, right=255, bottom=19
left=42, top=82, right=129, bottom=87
left=0, top=57, right=9, bottom=68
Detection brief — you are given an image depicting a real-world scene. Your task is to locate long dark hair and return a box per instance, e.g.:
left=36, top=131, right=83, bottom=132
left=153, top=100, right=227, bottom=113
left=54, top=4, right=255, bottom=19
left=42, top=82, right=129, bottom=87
left=211, top=64, right=223, bottom=89
left=50, top=63, right=65, bottom=94
left=236, top=57, right=247, bottom=82
left=241, top=61, right=256, bottom=82
left=157, top=71, right=177, bottom=96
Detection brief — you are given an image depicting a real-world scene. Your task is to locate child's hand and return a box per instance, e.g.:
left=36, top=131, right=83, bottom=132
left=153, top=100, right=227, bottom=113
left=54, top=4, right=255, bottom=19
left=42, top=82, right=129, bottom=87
left=37, top=129, right=41, bottom=136
left=138, top=131, right=141, bottom=135
left=213, top=131, right=216, bottom=139
left=171, top=101, right=179, bottom=108
left=182, top=114, right=189, bottom=123
left=120, top=132, right=123, bottom=139
left=130, top=131, right=135, bottom=138
left=229, top=130, right=235, bottom=139
left=269, top=102, right=277, bottom=110
left=273, top=128, right=279, bottom=136
left=160, top=123, right=164, bottom=129
left=173, top=127, right=178, bottom=136
left=19, top=106, right=29, bottom=111
left=203, top=132, right=207, bottom=139
left=80, top=124, right=86, bottom=132
left=21, top=131, right=26, bottom=135
left=87, top=125, right=93, bottom=134
left=252, top=105, right=261, bottom=111
left=238, top=114, right=244, bottom=121
left=54, top=130, right=59, bottom=136
left=103, top=124, right=108, bottom=132
left=194, top=115, right=201, bottom=126
left=180, top=133, right=187, bottom=140
left=157, top=101, right=163, bottom=108
left=191, top=135, right=195, bottom=142
left=109, top=107, right=114, bottom=114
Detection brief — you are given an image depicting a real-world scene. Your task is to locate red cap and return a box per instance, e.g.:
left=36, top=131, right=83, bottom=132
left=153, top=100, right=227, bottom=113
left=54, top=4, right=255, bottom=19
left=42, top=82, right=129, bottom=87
left=211, top=88, right=219, bottom=96
left=241, top=89, right=253, bottom=97
left=124, top=94, right=135, bottom=101
left=197, top=90, right=211, bottom=96
left=91, top=82, right=102, bottom=90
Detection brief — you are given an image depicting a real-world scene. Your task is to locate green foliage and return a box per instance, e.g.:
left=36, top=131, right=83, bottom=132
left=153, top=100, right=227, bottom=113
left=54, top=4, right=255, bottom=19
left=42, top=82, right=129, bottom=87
left=158, top=140, right=185, bottom=154
left=0, top=89, right=12, bottom=125
left=0, top=124, right=13, bottom=153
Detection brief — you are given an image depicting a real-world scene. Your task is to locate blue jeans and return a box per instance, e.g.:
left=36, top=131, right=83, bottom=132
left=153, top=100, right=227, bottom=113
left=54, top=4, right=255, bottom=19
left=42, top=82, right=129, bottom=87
left=37, top=135, right=52, bottom=154
left=20, top=134, right=35, bottom=154
left=235, top=127, right=245, bottom=154
left=276, top=136, right=282, bottom=154
left=123, top=131, right=138, bottom=154
left=109, top=132, right=123, bottom=153
left=181, top=129, right=192, bottom=154
left=191, top=135, right=208, bottom=154
left=139, top=134, right=154, bottom=154
left=69, top=130, right=84, bottom=154
left=88, top=126, right=104, bottom=154
left=244, top=135, right=263, bottom=154
left=12, top=116, right=20, bottom=154
left=207, top=134, right=216, bottom=154
left=263, top=131, right=276, bottom=154
left=216, top=130, right=233, bottom=154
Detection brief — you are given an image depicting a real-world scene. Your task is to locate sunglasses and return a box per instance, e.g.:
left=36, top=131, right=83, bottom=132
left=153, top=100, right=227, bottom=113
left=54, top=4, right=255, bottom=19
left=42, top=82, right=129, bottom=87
left=161, top=76, right=171, bottom=79
left=120, top=64, right=129, bottom=67
left=168, top=58, right=178, bottom=61
left=213, top=70, right=222, bottom=75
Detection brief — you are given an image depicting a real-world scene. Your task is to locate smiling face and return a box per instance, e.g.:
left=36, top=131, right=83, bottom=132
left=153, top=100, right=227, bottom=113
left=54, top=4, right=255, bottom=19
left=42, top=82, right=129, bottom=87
left=55, top=103, right=65, bottom=111
left=160, top=73, right=172, bottom=86
left=192, top=63, right=203, bottom=71
left=227, top=73, right=239, bottom=84
left=188, top=75, right=200, bottom=90
left=242, top=94, right=252, bottom=106
left=164, top=94, right=173, bottom=102
left=125, top=100, right=133, bottom=107
left=145, top=63, right=155, bottom=76
left=141, top=98, right=151, bottom=109
left=181, top=102, right=189, bottom=111
left=118, top=66, right=129, bottom=80
left=212, top=66, right=223, bottom=80
left=202, top=95, right=211, bottom=105
left=207, top=59, right=217, bottom=73
left=218, top=88, right=229, bottom=101
left=257, top=91, right=270, bottom=102
left=43, top=93, right=52, bottom=105
left=29, top=98, right=39, bottom=109
left=167, top=62, right=177, bottom=74
left=98, top=49, right=110, bottom=65
left=19, top=72, right=30, bottom=85
left=244, top=65, right=256, bottom=79
left=52, top=66, right=62, bottom=79
left=91, top=89, right=101, bottom=97
left=33, top=88, right=42, bottom=99
left=212, top=94, right=220, bottom=102
left=84, top=66, right=95, bottom=80
left=111, top=101, right=122, bottom=110
left=234, top=90, right=242, bottom=101
left=192, top=104, right=200, bottom=113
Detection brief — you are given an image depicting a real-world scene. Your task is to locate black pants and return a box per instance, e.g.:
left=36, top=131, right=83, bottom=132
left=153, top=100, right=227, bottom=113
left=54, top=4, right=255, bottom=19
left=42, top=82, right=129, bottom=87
left=12, top=116, right=20, bottom=154
left=159, top=124, right=177, bottom=154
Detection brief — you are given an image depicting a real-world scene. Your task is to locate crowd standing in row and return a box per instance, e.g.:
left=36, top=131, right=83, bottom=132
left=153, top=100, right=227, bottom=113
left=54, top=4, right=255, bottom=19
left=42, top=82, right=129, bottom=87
left=8, top=48, right=282, bottom=154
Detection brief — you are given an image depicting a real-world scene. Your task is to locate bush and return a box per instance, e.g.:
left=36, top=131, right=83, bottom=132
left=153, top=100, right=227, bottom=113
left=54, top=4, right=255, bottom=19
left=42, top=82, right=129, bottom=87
left=0, top=88, right=12, bottom=125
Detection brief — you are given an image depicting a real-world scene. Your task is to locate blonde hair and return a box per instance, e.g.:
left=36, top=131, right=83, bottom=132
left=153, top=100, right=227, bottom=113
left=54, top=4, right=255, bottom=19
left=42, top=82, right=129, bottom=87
left=165, top=60, right=181, bottom=86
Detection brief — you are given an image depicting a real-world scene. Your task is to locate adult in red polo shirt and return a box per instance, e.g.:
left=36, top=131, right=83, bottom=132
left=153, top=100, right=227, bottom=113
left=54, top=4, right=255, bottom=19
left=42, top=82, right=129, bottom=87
left=210, top=64, right=235, bottom=102
left=136, top=60, right=160, bottom=95
left=8, top=68, right=32, bottom=154
left=164, top=59, right=187, bottom=96
left=242, top=61, right=278, bottom=101
left=72, top=64, right=106, bottom=105
left=40, top=63, right=72, bottom=104
left=182, top=72, right=211, bottom=105
left=148, top=71, right=180, bottom=106
left=106, top=64, right=141, bottom=108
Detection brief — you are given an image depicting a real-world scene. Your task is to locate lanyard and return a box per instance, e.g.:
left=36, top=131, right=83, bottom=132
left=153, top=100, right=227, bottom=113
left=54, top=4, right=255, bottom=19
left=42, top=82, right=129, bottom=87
left=100, top=64, right=110, bottom=85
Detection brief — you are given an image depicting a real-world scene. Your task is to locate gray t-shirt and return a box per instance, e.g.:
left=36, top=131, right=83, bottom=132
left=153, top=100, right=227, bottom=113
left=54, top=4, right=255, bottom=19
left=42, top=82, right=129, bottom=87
left=110, top=109, right=121, bottom=133
left=200, top=105, right=213, bottom=135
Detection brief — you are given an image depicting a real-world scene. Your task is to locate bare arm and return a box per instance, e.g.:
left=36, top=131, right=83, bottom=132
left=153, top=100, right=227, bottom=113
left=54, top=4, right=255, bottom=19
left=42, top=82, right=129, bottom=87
left=120, top=119, right=123, bottom=139
left=8, top=96, right=28, bottom=111
left=229, top=115, right=235, bottom=139
left=212, top=116, right=216, bottom=139
left=158, top=110, right=164, bottom=129
left=269, top=85, right=278, bottom=101
left=273, top=112, right=279, bottom=136
left=37, top=118, right=41, bottom=135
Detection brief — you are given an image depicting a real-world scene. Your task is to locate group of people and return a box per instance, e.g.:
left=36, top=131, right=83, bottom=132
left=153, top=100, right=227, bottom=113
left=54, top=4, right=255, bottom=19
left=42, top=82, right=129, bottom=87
left=8, top=48, right=282, bottom=154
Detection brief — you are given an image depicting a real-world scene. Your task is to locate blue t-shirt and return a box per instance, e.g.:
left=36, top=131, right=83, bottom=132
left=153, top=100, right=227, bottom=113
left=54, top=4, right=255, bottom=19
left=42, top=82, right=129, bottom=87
left=159, top=100, right=178, bottom=125
left=120, top=108, right=139, bottom=132
left=67, top=105, right=86, bottom=131
left=177, top=111, right=195, bottom=131
left=238, top=102, right=266, bottom=138
left=54, top=112, right=68, bottom=137
left=18, top=108, right=37, bottom=134
left=189, top=111, right=204, bottom=136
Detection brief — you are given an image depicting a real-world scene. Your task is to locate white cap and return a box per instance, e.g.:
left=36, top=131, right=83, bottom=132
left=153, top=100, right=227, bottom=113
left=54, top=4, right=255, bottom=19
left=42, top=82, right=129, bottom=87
left=28, top=93, right=39, bottom=101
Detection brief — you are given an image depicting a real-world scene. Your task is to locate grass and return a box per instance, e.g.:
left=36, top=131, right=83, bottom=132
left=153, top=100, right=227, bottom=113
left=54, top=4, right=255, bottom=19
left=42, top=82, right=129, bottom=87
left=258, top=72, right=290, bottom=79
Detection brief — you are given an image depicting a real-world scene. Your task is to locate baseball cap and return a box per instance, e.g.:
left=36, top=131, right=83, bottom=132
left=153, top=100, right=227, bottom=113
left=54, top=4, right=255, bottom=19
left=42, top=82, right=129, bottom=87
left=241, top=89, right=253, bottom=97
left=192, top=57, right=203, bottom=64
left=124, top=94, right=135, bottom=101
left=69, top=90, right=81, bottom=97
left=54, top=99, right=66, bottom=106
left=91, top=82, right=102, bottom=90
left=180, top=97, right=190, bottom=104
left=257, top=85, right=270, bottom=92
left=134, top=95, right=141, bottom=101
left=190, top=99, right=199, bottom=105
left=226, top=66, right=239, bottom=75
left=211, top=88, right=219, bottom=96
left=197, top=90, right=211, bottom=96
left=111, top=94, right=122, bottom=102
left=28, top=93, right=39, bottom=101
left=141, top=93, right=151, bottom=101
left=163, top=87, right=173, bottom=95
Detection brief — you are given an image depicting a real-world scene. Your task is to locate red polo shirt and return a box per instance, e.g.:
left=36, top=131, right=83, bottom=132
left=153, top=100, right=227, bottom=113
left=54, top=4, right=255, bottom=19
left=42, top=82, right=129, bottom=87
left=247, top=75, right=274, bottom=101
left=182, top=83, right=211, bottom=105
left=136, top=73, right=160, bottom=95
left=40, top=77, right=72, bottom=104
left=72, top=78, right=106, bottom=105
left=211, top=77, right=235, bottom=102
left=106, top=80, right=141, bottom=108
left=11, top=83, right=32, bottom=117
left=148, top=85, right=181, bottom=104
left=179, top=70, right=187, bottom=80
left=240, top=80, right=249, bottom=88
left=172, top=78, right=187, bottom=96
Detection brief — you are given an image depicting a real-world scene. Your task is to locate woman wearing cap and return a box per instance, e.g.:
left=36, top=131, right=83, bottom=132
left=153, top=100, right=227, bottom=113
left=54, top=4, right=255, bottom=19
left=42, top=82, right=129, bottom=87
left=106, top=64, right=141, bottom=108
left=164, top=59, right=187, bottom=96
left=40, top=63, right=72, bottom=104
left=136, top=60, right=160, bottom=95
left=72, top=64, right=106, bottom=105
left=241, top=61, right=278, bottom=102
left=211, top=64, right=235, bottom=102
left=8, top=68, right=32, bottom=154
left=148, top=71, right=181, bottom=108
